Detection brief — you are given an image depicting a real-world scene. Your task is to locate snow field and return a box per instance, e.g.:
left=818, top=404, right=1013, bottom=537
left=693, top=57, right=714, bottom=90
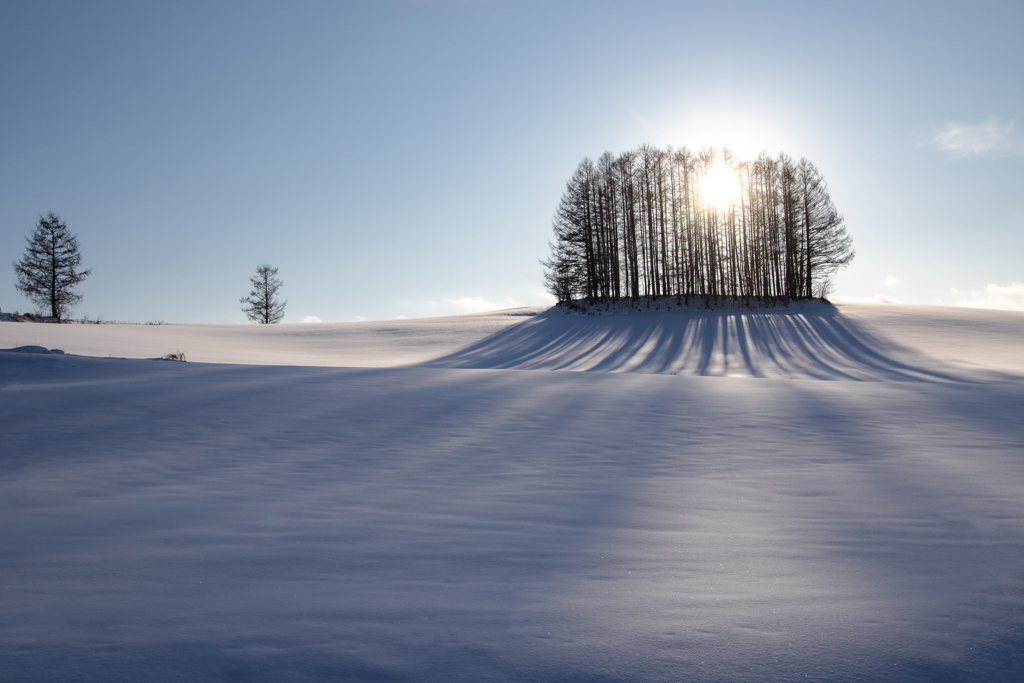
left=1, top=303, right=1023, bottom=681
left=0, top=308, right=544, bottom=368
left=1, top=302, right=1020, bottom=378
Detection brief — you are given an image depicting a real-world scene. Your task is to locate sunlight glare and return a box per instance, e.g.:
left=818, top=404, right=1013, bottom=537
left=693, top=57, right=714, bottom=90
left=701, top=163, right=740, bottom=208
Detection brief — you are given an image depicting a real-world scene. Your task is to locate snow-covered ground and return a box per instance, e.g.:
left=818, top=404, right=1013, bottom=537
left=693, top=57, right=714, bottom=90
left=0, top=308, right=542, bottom=368
left=1, top=303, right=1022, bottom=681
left=2, top=302, right=1022, bottom=377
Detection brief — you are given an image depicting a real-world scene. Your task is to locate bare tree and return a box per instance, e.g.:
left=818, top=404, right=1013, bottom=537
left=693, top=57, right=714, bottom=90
left=240, top=264, right=286, bottom=324
left=798, top=159, right=855, bottom=297
left=13, top=212, right=92, bottom=321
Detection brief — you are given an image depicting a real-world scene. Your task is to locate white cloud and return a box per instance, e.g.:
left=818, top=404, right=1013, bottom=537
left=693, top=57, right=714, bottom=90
left=929, top=117, right=1024, bottom=157
left=397, top=292, right=551, bottom=320
left=833, top=294, right=901, bottom=304
left=301, top=315, right=322, bottom=323
left=354, top=315, right=367, bottom=322
left=952, top=282, right=1024, bottom=311
left=885, top=276, right=899, bottom=288
left=443, top=296, right=521, bottom=314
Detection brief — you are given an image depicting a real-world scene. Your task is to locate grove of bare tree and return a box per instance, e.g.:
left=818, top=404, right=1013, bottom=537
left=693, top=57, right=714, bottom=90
left=543, top=146, right=854, bottom=306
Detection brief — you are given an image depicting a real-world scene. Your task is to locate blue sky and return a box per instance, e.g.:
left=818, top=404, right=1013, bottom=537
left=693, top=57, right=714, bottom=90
left=1, top=1, right=1021, bottom=322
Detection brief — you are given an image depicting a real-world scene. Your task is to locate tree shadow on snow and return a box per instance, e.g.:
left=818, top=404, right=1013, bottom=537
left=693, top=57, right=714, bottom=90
left=426, top=305, right=971, bottom=381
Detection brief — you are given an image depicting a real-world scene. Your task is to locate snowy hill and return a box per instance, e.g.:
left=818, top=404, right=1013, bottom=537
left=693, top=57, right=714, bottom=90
left=2, top=302, right=1022, bottom=378
left=1, top=303, right=1022, bottom=682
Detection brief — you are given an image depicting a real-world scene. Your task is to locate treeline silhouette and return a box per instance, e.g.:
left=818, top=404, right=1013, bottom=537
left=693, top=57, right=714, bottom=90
left=543, top=146, right=854, bottom=306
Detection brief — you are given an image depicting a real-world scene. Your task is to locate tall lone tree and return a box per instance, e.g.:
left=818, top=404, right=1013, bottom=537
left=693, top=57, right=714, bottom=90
left=13, top=212, right=92, bottom=321
left=240, top=264, right=286, bottom=324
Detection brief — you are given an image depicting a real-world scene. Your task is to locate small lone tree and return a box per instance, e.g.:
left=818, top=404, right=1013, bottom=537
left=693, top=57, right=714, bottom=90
left=240, top=264, right=286, bottom=324
left=13, top=212, right=92, bottom=321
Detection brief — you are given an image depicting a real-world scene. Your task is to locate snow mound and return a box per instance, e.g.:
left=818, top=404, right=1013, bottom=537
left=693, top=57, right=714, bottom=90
left=558, top=296, right=830, bottom=314
left=0, top=345, right=62, bottom=354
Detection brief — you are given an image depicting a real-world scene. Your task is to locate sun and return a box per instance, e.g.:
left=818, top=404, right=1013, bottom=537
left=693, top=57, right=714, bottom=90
left=701, top=163, right=740, bottom=208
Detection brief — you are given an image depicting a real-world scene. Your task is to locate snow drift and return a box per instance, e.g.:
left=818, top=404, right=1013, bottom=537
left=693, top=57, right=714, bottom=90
left=1, top=303, right=1022, bottom=682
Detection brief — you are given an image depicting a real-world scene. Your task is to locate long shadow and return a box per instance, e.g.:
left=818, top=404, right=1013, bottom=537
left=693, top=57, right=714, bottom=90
left=4, top=348, right=1024, bottom=680
left=425, top=305, right=974, bottom=382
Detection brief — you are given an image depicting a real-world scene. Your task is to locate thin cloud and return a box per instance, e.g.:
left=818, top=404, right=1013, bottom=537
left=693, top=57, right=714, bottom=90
left=885, top=276, right=899, bottom=288
left=444, top=296, right=520, bottom=314
left=952, top=282, right=1024, bottom=311
left=929, top=117, right=1024, bottom=157
left=834, top=294, right=901, bottom=304
left=401, top=292, right=548, bottom=319
left=300, top=315, right=322, bottom=323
